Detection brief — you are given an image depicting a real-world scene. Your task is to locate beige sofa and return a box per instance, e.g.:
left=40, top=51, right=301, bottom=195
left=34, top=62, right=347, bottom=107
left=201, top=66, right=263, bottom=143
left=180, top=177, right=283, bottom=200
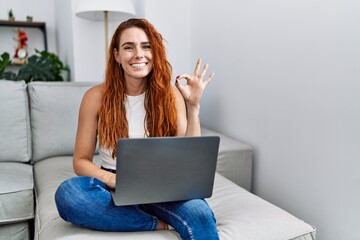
left=0, top=80, right=316, bottom=240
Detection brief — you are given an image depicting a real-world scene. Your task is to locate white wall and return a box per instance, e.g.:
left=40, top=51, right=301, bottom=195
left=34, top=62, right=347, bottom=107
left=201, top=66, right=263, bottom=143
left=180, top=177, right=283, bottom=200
left=70, top=0, right=109, bottom=82
left=41, top=0, right=192, bottom=83
left=191, top=1, right=360, bottom=240
left=1, top=0, right=191, bottom=82
left=0, top=0, right=57, bottom=56
left=3, top=1, right=360, bottom=239
left=141, top=0, right=191, bottom=78
left=54, top=0, right=74, bottom=82
left=68, top=0, right=191, bottom=82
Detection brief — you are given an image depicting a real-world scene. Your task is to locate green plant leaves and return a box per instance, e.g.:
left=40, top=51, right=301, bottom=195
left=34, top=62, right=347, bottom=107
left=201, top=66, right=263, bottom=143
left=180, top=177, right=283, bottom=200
left=0, top=50, right=70, bottom=83
left=0, top=52, right=17, bottom=80
left=16, top=55, right=54, bottom=82
left=0, top=52, right=12, bottom=74
left=35, top=50, right=70, bottom=81
left=0, top=71, right=17, bottom=80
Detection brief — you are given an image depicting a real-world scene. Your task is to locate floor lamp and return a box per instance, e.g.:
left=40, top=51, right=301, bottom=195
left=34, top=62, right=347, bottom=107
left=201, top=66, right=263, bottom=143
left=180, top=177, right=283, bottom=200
left=75, top=0, right=136, bottom=62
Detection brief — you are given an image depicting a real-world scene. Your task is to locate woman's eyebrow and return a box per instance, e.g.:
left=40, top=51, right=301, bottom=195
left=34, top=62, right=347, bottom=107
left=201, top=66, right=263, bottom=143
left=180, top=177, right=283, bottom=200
left=121, top=42, right=134, bottom=47
left=121, top=41, right=150, bottom=47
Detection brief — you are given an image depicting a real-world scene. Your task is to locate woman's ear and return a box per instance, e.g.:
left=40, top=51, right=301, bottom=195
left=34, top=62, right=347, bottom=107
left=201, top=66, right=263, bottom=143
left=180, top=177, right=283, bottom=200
left=113, top=48, right=121, bottom=64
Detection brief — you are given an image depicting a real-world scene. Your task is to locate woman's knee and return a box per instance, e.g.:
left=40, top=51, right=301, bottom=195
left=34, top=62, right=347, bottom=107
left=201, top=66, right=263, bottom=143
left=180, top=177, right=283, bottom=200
left=184, top=199, right=216, bottom=221
left=152, top=199, right=218, bottom=239
left=179, top=199, right=218, bottom=239
left=55, top=176, right=104, bottom=221
left=56, top=177, right=85, bottom=202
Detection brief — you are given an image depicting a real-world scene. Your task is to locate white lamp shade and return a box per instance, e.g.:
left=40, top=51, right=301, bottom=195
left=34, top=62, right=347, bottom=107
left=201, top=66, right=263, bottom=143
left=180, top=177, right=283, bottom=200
left=75, top=0, right=136, bottom=21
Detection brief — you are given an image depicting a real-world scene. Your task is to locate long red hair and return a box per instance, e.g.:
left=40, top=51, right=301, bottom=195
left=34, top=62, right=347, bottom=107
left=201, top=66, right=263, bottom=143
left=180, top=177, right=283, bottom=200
left=98, top=18, right=177, bottom=158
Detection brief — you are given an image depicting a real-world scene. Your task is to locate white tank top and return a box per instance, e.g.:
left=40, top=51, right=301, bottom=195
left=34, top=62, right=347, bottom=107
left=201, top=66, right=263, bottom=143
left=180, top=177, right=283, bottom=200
left=99, top=92, right=146, bottom=170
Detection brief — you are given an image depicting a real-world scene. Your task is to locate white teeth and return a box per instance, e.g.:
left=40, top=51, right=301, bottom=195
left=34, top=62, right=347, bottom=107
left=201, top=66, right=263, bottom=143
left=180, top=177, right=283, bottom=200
left=131, top=63, right=146, bottom=67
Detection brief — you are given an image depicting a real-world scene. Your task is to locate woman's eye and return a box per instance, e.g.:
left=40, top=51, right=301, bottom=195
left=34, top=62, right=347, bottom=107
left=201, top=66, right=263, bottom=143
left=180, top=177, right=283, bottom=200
left=124, top=46, right=132, bottom=50
left=143, top=45, right=151, bottom=50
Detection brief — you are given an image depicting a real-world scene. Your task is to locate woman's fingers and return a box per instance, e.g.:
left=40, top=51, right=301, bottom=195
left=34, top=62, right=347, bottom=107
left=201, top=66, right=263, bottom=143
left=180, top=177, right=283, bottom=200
left=175, top=77, right=184, bottom=91
left=176, top=58, right=215, bottom=87
left=194, top=58, right=202, bottom=77
left=176, top=74, right=191, bottom=80
left=176, top=74, right=193, bottom=84
left=199, top=63, right=209, bottom=80
left=175, top=58, right=215, bottom=106
left=203, top=72, right=215, bottom=87
left=194, top=58, right=209, bottom=81
left=175, top=75, right=189, bottom=95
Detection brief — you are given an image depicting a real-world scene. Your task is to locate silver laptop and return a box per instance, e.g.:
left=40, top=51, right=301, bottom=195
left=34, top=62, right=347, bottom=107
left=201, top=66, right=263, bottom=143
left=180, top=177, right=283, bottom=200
left=111, top=136, right=220, bottom=206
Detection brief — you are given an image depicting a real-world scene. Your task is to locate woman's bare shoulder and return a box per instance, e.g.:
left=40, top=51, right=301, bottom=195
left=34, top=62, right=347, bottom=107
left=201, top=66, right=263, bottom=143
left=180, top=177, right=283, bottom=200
left=172, top=85, right=184, bottom=101
left=83, top=83, right=104, bottom=100
left=81, top=83, right=104, bottom=110
left=86, top=83, right=104, bottom=97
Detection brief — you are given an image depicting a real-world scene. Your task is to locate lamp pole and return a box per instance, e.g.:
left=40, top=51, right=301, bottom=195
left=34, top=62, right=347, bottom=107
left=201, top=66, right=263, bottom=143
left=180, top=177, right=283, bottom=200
left=75, top=0, right=136, bottom=63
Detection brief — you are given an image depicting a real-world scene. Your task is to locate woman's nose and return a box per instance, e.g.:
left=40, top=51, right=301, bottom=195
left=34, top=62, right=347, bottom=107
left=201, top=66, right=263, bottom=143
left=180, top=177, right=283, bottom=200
left=134, top=47, right=144, bottom=59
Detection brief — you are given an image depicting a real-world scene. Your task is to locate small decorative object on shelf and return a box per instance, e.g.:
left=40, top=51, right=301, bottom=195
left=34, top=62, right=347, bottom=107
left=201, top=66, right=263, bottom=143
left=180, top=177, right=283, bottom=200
left=8, top=9, right=15, bottom=21
left=26, top=16, right=33, bottom=22
left=12, top=29, right=28, bottom=64
left=0, top=20, right=48, bottom=51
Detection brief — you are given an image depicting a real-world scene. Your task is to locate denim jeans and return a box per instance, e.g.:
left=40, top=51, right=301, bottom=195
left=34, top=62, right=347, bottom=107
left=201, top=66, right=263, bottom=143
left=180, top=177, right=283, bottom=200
left=55, top=176, right=219, bottom=240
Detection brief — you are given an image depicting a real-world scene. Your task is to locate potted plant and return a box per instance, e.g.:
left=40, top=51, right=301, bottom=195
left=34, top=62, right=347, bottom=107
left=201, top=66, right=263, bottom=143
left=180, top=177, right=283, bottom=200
left=26, top=16, right=33, bottom=22
left=8, top=9, right=15, bottom=21
left=0, top=52, right=16, bottom=80
left=0, top=50, right=70, bottom=83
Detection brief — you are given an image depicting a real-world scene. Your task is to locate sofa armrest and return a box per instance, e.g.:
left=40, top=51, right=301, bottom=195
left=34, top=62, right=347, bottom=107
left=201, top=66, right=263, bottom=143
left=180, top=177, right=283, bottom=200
left=201, top=127, right=253, bottom=192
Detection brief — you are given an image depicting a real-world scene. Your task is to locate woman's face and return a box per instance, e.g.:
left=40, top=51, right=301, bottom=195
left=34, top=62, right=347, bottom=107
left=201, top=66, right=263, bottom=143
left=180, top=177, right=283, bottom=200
left=114, top=27, right=153, bottom=83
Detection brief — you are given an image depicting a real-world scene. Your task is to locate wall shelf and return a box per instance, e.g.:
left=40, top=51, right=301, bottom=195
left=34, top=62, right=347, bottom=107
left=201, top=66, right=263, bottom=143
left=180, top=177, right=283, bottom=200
left=0, top=20, right=47, bottom=51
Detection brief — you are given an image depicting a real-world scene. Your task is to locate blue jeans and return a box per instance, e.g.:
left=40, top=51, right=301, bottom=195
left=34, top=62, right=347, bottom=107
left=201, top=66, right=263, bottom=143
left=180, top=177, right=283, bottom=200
left=55, top=176, right=219, bottom=240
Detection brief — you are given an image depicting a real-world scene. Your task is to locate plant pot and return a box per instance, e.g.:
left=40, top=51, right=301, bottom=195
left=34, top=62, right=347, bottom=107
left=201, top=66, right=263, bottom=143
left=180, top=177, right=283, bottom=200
left=8, top=16, right=15, bottom=21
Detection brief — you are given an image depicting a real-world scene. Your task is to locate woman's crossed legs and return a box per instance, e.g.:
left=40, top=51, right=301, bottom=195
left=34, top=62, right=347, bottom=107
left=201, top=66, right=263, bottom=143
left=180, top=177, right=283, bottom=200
left=55, top=176, right=219, bottom=240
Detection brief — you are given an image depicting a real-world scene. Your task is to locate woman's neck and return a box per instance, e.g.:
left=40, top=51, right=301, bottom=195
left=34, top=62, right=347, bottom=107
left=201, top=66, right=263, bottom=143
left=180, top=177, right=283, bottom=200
left=125, top=77, right=147, bottom=96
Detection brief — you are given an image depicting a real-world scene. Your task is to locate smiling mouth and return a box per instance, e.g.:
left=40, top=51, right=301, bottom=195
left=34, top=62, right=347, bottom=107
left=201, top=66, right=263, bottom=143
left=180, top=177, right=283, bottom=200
left=131, top=63, right=147, bottom=68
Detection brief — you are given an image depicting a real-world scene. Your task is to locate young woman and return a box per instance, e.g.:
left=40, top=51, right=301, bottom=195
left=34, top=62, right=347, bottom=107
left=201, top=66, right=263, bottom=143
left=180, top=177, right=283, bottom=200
left=55, top=18, right=218, bottom=240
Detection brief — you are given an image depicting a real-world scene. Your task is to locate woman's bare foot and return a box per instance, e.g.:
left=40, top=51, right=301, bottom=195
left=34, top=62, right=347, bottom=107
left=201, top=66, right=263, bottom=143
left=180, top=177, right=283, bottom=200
left=157, top=220, right=169, bottom=230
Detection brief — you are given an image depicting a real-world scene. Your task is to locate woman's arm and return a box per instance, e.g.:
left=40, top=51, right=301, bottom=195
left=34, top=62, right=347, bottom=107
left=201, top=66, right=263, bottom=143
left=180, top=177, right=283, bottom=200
left=175, top=58, right=215, bottom=137
left=72, top=84, right=116, bottom=189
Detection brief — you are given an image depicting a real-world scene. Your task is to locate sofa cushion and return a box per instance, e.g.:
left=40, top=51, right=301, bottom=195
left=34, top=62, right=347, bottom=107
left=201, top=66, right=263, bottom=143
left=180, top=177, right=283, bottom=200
left=0, top=80, right=31, bottom=162
left=0, top=221, right=31, bottom=240
left=34, top=156, right=315, bottom=240
left=0, top=162, right=34, bottom=224
left=28, top=82, right=97, bottom=162
left=207, top=175, right=316, bottom=240
left=202, top=127, right=253, bottom=192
